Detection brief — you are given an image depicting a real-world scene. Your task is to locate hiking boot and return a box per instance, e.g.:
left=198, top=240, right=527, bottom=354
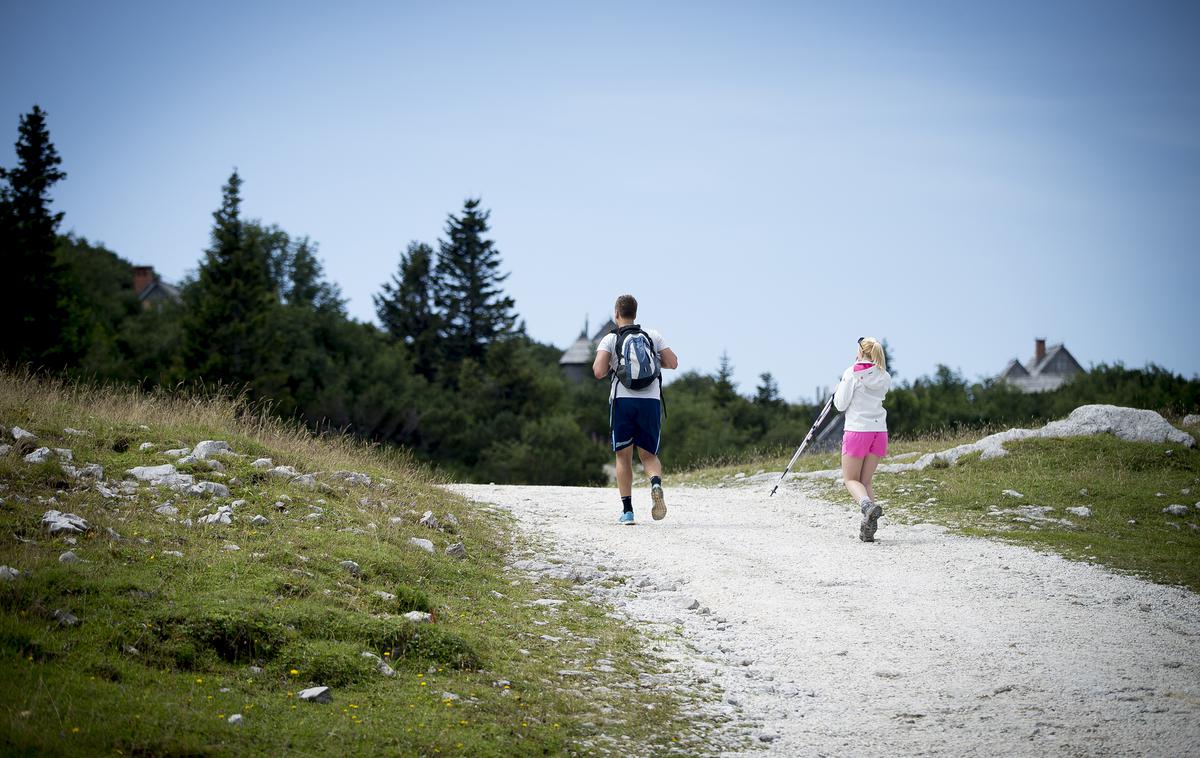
left=619, top=511, right=636, bottom=526
left=650, top=484, right=667, bottom=521
left=860, top=500, right=883, bottom=542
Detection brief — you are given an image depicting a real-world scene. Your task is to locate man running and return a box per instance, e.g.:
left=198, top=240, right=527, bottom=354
left=593, top=294, right=679, bottom=524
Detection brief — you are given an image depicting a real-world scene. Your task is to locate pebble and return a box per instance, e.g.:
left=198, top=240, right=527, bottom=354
left=679, top=597, right=700, bottom=611
left=162, top=550, right=184, bottom=557
left=1067, top=506, right=1092, bottom=518
left=0, top=566, right=19, bottom=581
left=375, top=590, right=396, bottom=601
left=11, top=427, right=36, bottom=440
left=228, top=714, right=243, bottom=725
left=1002, top=490, right=1024, bottom=498
left=53, top=609, right=79, bottom=627
left=251, top=458, right=273, bottom=469
left=251, top=515, right=270, bottom=526
left=446, top=542, right=467, bottom=559
left=58, top=551, right=80, bottom=564
left=23, top=447, right=52, bottom=464
left=155, top=503, right=179, bottom=517
left=419, top=510, right=439, bottom=529
left=139, top=442, right=155, bottom=451
left=340, top=560, right=361, bottom=576
left=1163, top=504, right=1190, bottom=516
left=403, top=611, right=432, bottom=624
left=223, top=544, right=241, bottom=551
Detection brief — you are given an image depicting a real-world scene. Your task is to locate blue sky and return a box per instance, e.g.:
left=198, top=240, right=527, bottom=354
left=3, top=1, right=1197, bottom=401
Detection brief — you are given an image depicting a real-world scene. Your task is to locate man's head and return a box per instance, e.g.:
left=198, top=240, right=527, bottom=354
left=614, top=294, right=638, bottom=324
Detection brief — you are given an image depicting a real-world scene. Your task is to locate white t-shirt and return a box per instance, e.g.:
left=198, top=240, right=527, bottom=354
left=597, top=328, right=668, bottom=400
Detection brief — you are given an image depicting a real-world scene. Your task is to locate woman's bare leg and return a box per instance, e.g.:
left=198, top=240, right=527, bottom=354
left=841, top=455, right=868, bottom=503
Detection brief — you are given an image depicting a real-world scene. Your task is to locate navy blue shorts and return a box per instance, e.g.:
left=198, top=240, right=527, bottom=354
left=610, top=398, right=662, bottom=454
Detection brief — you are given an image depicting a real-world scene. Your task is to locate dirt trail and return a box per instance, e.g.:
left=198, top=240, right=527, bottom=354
left=449, top=482, right=1200, bottom=757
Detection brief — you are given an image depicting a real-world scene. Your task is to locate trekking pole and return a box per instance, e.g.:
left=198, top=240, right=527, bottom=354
left=769, top=393, right=837, bottom=497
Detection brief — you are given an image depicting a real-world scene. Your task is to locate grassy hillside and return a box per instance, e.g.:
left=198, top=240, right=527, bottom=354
left=678, top=422, right=1200, bottom=592
left=0, top=371, right=716, bottom=756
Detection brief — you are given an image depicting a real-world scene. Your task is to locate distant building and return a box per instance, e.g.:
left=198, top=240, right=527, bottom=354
left=998, top=338, right=1084, bottom=392
left=133, top=265, right=181, bottom=309
left=559, top=318, right=618, bottom=382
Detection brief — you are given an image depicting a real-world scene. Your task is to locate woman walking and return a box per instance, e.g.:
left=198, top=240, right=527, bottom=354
left=833, top=336, right=892, bottom=542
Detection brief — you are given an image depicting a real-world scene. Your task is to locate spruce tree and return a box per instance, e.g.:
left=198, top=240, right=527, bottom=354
left=180, top=171, right=276, bottom=388
left=0, top=105, right=72, bottom=366
left=376, top=240, right=438, bottom=376
left=434, top=199, right=517, bottom=363
left=754, top=372, right=782, bottom=406
left=714, top=351, right=739, bottom=406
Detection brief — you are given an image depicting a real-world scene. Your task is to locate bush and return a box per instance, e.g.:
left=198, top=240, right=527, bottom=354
left=285, top=640, right=374, bottom=686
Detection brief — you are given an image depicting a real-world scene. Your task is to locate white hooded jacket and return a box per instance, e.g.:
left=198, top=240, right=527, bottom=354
left=833, top=362, right=891, bottom=432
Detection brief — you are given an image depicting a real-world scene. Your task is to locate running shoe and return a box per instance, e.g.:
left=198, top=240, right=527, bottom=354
left=619, top=511, right=635, bottom=526
left=650, top=484, right=667, bottom=521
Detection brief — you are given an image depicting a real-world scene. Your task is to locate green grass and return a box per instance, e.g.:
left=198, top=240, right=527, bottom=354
left=682, top=423, right=1200, bottom=593
left=0, top=371, right=728, bottom=756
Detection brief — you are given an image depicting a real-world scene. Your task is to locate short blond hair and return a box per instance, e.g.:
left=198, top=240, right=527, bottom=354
left=858, top=336, right=886, bottom=371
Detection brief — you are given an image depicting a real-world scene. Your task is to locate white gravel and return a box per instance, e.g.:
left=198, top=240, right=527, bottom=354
left=450, top=482, right=1200, bottom=757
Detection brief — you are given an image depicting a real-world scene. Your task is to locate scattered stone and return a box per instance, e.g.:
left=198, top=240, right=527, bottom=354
left=58, top=551, right=80, bottom=564
left=0, top=443, right=10, bottom=456
left=228, top=714, right=243, bottom=725
left=679, top=597, right=700, bottom=611
left=53, top=448, right=73, bottom=461
left=1001, top=489, right=1024, bottom=498
left=403, top=611, right=432, bottom=624
left=248, top=666, right=263, bottom=674
left=199, top=506, right=233, bottom=525
left=374, top=590, right=396, bottom=601
left=76, top=463, right=103, bottom=479
left=268, top=465, right=300, bottom=479
left=251, top=457, right=273, bottom=469
left=409, top=537, right=435, bottom=554
left=42, top=510, right=89, bottom=535
left=53, top=609, right=79, bottom=627
left=95, top=482, right=119, bottom=499
left=187, top=481, right=230, bottom=498
left=138, top=442, right=156, bottom=451
left=1067, top=506, right=1092, bottom=518
left=104, top=527, right=123, bottom=541
left=122, top=645, right=139, bottom=655
left=361, top=651, right=396, bottom=677
left=1164, top=504, right=1190, bottom=516
left=229, top=499, right=247, bottom=509
left=192, top=440, right=233, bottom=459
left=441, top=692, right=461, bottom=701
left=251, top=515, right=269, bottom=526
left=222, top=544, right=241, bottom=551
left=446, top=542, right=467, bottom=559
left=161, top=448, right=191, bottom=457
left=388, top=516, right=404, bottom=525
left=23, top=447, right=52, bottom=464
left=419, top=511, right=439, bottom=529
left=331, top=470, right=371, bottom=486
left=0, top=566, right=20, bottom=581
left=127, top=463, right=180, bottom=482
left=340, top=560, right=361, bottom=576
left=298, top=686, right=332, bottom=704
left=11, top=427, right=35, bottom=441
left=442, top=513, right=461, bottom=531
left=532, top=598, right=565, bottom=607
left=64, top=427, right=88, bottom=436
left=291, top=474, right=319, bottom=488
left=163, top=550, right=184, bottom=557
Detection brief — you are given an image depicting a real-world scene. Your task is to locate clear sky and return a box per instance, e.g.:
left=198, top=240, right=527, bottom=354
left=3, top=1, right=1198, bottom=401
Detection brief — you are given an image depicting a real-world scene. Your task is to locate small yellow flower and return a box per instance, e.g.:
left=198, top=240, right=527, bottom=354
left=71, top=727, right=80, bottom=733
left=289, top=669, right=299, bottom=676
left=419, top=681, right=427, bottom=687
left=350, top=704, right=358, bottom=709
left=195, top=678, right=204, bottom=684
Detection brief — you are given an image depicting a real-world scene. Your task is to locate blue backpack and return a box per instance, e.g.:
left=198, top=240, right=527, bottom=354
left=611, top=325, right=662, bottom=391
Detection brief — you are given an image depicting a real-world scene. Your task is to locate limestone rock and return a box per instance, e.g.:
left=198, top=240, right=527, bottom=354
left=268, top=465, right=300, bottom=479
left=63, top=427, right=89, bottom=436
left=251, top=457, right=273, bottom=469
left=192, top=440, right=233, bottom=459
left=198, top=507, right=233, bottom=525
left=408, top=537, right=435, bottom=554
left=42, top=510, right=89, bottom=535
left=227, top=714, right=243, bottom=725
left=76, top=463, right=103, bottom=479
left=0, top=443, right=10, bottom=456
left=11, top=427, right=35, bottom=441
left=332, top=470, right=371, bottom=486
left=161, top=447, right=191, bottom=457
left=139, top=442, right=156, bottom=451
left=127, top=464, right=180, bottom=482
left=445, top=542, right=467, bottom=559
left=1164, top=504, right=1190, bottom=516
left=58, top=551, right=80, bottom=564
left=251, top=514, right=269, bottom=526
left=298, top=686, right=332, bottom=703
left=53, top=448, right=73, bottom=461
left=374, top=590, right=396, bottom=601
left=340, top=560, right=361, bottom=576
left=0, top=566, right=20, bottom=581
left=679, top=596, right=700, bottom=610
left=1002, top=489, right=1023, bottom=498
left=441, top=513, right=461, bottom=531
left=53, top=608, right=79, bottom=627
left=419, top=511, right=439, bottom=529
left=23, top=447, right=52, bottom=464
left=1067, top=506, right=1092, bottom=518
left=290, top=474, right=319, bottom=488
left=186, top=481, right=230, bottom=498
left=403, top=611, right=432, bottom=624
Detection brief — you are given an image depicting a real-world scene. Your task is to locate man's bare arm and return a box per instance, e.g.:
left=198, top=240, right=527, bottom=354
left=593, top=350, right=611, bottom=380
left=660, top=347, right=679, bottom=370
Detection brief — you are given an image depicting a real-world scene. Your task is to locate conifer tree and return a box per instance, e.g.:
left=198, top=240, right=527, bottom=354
left=434, top=199, right=517, bottom=363
left=0, top=105, right=71, bottom=366
left=714, top=351, right=739, bottom=406
left=376, top=240, right=438, bottom=376
left=180, top=171, right=276, bottom=387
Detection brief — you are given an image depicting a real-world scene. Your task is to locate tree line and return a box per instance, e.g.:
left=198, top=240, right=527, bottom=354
left=2, top=106, right=1197, bottom=483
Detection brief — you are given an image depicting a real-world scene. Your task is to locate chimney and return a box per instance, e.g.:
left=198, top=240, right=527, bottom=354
left=1034, top=338, right=1046, bottom=364
left=133, top=266, right=156, bottom=295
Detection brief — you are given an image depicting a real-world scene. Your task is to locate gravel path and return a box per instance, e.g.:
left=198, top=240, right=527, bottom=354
left=449, top=482, right=1200, bottom=757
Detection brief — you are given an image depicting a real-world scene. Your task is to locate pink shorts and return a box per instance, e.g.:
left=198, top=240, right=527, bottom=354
left=842, top=431, right=888, bottom=458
